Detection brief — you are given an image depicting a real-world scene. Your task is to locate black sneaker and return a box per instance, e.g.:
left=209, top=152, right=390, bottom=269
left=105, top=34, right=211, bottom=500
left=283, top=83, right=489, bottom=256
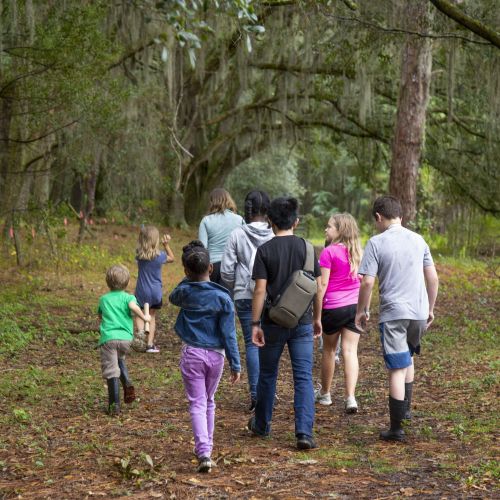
left=296, top=434, right=318, bottom=450
left=197, top=457, right=212, bottom=473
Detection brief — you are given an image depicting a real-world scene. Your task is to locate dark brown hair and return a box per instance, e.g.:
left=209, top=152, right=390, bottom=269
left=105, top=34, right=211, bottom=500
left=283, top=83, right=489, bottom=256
left=372, top=196, right=402, bottom=220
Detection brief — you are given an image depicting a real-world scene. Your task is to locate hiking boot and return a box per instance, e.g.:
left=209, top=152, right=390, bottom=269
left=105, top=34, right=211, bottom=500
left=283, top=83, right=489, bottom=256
left=146, top=345, right=160, bottom=353
left=296, top=434, right=318, bottom=450
left=196, top=457, right=212, bottom=473
left=345, top=396, right=358, bottom=414
left=314, top=386, right=332, bottom=406
left=380, top=396, right=406, bottom=442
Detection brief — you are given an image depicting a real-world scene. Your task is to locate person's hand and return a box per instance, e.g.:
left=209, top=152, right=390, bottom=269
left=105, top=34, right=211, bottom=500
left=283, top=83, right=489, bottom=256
left=161, top=234, right=171, bottom=245
left=231, top=371, right=241, bottom=384
left=426, top=310, right=435, bottom=329
left=313, top=319, right=322, bottom=338
left=355, top=310, right=368, bottom=332
left=252, top=325, right=265, bottom=347
left=143, top=313, right=152, bottom=323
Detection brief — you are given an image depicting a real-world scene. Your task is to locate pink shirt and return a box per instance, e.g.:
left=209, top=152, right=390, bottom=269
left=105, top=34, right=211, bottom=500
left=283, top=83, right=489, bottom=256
left=319, top=243, right=360, bottom=309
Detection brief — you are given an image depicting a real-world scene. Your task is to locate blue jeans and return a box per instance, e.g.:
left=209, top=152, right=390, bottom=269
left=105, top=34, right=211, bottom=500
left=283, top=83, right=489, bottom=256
left=254, top=323, right=315, bottom=438
left=235, top=299, right=259, bottom=400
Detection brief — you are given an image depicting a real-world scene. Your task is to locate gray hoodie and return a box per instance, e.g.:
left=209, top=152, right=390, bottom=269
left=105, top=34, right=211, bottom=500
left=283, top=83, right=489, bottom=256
left=220, top=222, right=274, bottom=300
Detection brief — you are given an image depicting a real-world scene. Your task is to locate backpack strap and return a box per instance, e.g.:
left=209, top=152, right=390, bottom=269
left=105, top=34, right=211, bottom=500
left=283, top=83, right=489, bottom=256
left=302, top=238, right=315, bottom=274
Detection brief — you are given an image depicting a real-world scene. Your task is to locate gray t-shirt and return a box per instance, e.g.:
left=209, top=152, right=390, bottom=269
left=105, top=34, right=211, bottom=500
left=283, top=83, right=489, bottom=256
left=359, top=225, right=434, bottom=322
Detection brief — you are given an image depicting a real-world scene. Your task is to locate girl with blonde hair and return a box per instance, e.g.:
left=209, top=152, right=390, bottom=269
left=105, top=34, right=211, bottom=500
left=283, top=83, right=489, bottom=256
left=134, top=225, right=175, bottom=353
left=315, top=213, right=364, bottom=413
left=198, top=188, right=244, bottom=285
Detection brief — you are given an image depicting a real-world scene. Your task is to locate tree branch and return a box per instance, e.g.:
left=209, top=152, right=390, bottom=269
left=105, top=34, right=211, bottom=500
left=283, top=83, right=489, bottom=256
left=429, top=0, right=500, bottom=49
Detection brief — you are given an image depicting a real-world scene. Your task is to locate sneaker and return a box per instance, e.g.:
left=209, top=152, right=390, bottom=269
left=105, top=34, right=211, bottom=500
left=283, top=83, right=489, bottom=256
left=314, top=387, right=332, bottom=406
left=196, top=456, right=212, bottom=473
left=146, top=345, right=160, bottom=353
left=296, top=434, right=318, bottom=450
left=345, top=396, right=358, bottom=414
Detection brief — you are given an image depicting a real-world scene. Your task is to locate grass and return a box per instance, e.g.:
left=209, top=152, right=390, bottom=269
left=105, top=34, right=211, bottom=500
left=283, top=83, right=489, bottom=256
left=0, top=224, right=498, bottom=497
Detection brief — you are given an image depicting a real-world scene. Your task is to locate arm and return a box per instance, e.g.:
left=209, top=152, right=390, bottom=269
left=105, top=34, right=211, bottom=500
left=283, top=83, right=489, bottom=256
left=218, top=303, right=241, bottom=379
left=220, top=233, right=237, bottom=289
left=128, top=301, right=151, bottom=323
left=161, top=234, right=175, bottom=263
left=168, top=282, right=186, bottom=307
left=251, top=278, right=267, bottom=347
left=424, top=265, right=439, bottom=328
left=198, top=219, right=208, bottom=248
left=318, top=266, right=330, bottom=306
left=355, top=275, right=376, bottom=331
left=312, top=276, right=323, bottom=338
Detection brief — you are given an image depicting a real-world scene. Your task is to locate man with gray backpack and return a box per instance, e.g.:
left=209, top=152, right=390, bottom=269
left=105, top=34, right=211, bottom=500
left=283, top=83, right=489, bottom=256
left=247, top=197, right=322, bottom=450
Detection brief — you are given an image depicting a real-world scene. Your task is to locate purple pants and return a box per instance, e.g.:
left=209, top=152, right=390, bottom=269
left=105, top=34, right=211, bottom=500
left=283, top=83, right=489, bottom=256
left=180, top=345, right=224, bottom=458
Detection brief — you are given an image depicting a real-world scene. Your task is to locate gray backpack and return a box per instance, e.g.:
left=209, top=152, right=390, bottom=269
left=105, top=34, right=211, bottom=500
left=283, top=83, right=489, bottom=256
left=268, top=239, right=318, bottom=328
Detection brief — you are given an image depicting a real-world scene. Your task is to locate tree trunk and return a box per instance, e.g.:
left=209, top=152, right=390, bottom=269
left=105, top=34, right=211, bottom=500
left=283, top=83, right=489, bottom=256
left=389, top=0, right=433, bottom=227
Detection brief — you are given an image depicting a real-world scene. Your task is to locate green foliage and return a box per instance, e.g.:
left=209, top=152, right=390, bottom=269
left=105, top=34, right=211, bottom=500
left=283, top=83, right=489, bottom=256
left=225, top=147, right=306, bottom=209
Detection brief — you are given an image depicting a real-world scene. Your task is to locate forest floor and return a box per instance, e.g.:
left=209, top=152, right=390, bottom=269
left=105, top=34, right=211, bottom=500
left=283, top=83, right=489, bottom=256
left=0, top=224, right=498, bottom=499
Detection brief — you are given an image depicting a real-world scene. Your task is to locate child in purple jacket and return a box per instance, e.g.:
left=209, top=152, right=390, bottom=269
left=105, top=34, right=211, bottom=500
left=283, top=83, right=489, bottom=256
left=169, top=240, right=241, bottom=473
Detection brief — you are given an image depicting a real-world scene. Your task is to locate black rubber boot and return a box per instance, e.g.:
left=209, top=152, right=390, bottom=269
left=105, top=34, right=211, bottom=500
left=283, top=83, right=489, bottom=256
left=380, top=396, right=406, bottom=442
left=404, top=382, right=413, bottom=420
left=118, top=359, right=135, bottom=404
left=107, top=377, right=121, bottom=415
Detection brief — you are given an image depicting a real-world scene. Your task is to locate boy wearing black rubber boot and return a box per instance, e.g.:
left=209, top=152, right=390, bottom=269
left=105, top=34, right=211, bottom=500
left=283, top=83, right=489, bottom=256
left=98, top=265, right=150, bottom=415
left=355, top=196, right=438, bottom=441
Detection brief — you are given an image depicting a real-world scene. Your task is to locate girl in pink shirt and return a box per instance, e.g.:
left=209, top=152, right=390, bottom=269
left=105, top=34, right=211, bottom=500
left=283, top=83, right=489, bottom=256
left=315, top=213, right=363, bottom=413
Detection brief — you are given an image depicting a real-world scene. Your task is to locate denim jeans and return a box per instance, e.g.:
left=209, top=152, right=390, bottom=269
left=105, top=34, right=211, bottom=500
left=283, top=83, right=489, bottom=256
left=180, top=345, right=224, bottom=458
left=235, top=299, right=259, bottom=400
left=254, top=322, right=315, bottom=438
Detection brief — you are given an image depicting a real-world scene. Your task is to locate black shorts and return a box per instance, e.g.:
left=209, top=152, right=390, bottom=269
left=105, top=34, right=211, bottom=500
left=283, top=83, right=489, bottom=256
left=322, top=304, right=361, bottom=335
left=137, top=299, right=162, bottom=310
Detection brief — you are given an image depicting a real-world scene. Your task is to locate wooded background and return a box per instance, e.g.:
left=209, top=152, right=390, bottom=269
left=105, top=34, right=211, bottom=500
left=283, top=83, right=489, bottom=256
left=1, top=0, right=499, bottom=260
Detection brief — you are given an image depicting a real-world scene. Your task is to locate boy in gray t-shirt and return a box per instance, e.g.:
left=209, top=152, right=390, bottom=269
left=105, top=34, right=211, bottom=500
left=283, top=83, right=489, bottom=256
left=356, top=196, right=439, bottom=442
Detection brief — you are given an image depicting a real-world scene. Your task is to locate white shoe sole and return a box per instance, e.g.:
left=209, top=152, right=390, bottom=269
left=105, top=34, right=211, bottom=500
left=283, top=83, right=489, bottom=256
left=316, top=398, right=332, bottom=406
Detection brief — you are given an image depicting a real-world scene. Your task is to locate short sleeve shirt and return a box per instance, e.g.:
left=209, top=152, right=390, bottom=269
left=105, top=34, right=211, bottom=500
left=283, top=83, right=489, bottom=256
left=135, top=251, right=167, bottom=306
left=252, top=235, right=321, bottom=324
left=319, top=244, right=360, bottom=309
left=358, top=225, right=434, bottom=322
left=97, top=291, right=137, bottom=345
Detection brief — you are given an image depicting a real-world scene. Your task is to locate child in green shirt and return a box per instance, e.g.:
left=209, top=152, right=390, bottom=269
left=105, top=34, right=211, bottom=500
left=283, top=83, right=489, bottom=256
left=98, top=264, right=150, bottom=415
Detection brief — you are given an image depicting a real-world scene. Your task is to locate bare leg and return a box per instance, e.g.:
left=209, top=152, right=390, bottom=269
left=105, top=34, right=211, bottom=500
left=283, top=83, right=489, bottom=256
left=341, top=328, right=359, bottom=398
left=405, top=358, right=414, bottom=383
left=388, top=368, right=407, bottom=400
left=320, top=332, right=340, bottom=394
left=135, top=315, right=145, bottom=333
left=146, top=310, right=157, bottom=347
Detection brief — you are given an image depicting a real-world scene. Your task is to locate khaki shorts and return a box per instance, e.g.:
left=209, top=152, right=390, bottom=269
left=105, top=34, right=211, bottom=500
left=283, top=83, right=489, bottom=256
left=100, top=340, right=131, bottom=379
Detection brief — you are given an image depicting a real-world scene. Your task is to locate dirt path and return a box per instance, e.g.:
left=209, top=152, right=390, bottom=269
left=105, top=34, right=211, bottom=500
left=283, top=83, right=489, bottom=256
left=0, top=257, right=498, bottom=499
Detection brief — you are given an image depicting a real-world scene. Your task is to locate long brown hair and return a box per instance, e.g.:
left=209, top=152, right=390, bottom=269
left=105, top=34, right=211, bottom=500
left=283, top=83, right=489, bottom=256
left=329, top=213, right=362, bottom=276
left=207, top=188, right=237, bottom=214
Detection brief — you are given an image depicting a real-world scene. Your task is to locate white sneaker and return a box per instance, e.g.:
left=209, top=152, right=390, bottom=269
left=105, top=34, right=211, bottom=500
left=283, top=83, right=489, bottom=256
left=314, top=387, right=332, bottom=406
left=345, top=396, right=358, bottom=414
